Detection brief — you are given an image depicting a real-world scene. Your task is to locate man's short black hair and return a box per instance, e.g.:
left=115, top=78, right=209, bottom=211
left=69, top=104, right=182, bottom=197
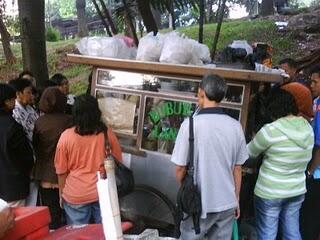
left=8, top=78, right=32, bottom=93
left=279, top=58, right=298, bottom=69
left=0, top=83, right=16, bottom=108
left=199, top=74, right=227, bottom=103
left=310, top=65, right=320, bottom=76
left=18, top=70, right=34, bottom=79
left=268, top=88, right=298, bottom=120
left=50, top=73, right=67, bottom=86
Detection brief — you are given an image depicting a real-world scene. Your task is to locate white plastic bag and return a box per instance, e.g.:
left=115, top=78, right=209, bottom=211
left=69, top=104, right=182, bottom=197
left=160, top=32, right=192, bottom=64
left=187, top=39, right=211, bottom=65
left=76, top=37, right=137, bottom=59
left=136, top=32, right=165, bottom=62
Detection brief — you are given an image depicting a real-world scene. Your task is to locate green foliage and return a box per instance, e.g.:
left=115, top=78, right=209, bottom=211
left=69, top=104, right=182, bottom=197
left=46, top=26, right=61, bottom=42
left=3, top=16, right=20, bottom=36
left=69, top=79, right=89, bottom=95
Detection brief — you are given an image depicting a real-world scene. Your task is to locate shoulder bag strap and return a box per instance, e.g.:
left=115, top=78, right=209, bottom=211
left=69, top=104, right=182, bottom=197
left=188, top=116, right=195, bottom=176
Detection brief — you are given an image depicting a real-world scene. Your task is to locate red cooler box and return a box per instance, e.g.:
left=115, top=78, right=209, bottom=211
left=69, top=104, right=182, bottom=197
left=2, top=207, right=51, bottom=240
left=44, top=222, right=134, bottom=240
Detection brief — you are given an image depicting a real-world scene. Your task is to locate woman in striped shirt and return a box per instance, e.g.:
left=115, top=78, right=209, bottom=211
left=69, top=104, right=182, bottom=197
left=247, top=89, right=314, bottom=240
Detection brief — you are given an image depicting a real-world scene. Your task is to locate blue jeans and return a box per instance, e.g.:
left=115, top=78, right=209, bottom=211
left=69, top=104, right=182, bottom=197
left=255, top=194, right=304, bottom=240
left=63, top=200, right=102, bottom=225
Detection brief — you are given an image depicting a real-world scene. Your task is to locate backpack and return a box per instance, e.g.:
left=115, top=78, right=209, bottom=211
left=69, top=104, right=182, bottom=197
left=176, top=116, right=202, bottom=235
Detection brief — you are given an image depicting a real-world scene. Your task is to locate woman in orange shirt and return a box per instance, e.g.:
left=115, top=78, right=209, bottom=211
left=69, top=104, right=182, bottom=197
left=54, top=94, right=122, bottom=225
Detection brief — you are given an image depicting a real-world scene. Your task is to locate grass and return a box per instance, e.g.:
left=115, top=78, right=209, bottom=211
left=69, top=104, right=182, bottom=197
left=178, top=19, right=296, bottom=63
left=0, top=19, right=301, bottom=94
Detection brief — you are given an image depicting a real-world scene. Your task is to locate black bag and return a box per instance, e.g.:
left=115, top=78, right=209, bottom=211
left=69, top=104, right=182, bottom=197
left=104, top=129, right=135, bottom=198
left=176, top=116, right=202, bottom=235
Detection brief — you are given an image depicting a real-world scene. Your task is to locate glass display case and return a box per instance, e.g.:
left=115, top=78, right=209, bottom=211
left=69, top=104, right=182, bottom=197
left=67, top=54, right=282, bottom=155
left=94, top=68, right=247, bottom=154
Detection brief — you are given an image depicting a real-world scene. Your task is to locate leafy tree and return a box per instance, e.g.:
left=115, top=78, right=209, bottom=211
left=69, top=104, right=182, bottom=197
left=59, top=0, right=75, bottom=18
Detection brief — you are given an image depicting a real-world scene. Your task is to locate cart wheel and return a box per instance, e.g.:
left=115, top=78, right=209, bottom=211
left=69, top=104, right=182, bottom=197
left=120, top=184, right=177, bottom=237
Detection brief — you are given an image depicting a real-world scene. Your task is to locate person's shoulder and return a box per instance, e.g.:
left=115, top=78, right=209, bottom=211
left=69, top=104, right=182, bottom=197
left=60, top=127, right=75, bottom=138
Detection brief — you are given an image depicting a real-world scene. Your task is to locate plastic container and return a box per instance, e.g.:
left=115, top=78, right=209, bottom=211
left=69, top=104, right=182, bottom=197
left=3, top=207, right=51, bottom=240
left=229, top=40, right=253, bottom=55
left=124, top=229, right=159, bottom=240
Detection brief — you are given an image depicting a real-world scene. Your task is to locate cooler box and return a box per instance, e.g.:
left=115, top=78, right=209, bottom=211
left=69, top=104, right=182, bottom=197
left=44, top=222, right=134, bottom=240
left=2, top=207, right=51, bottom=240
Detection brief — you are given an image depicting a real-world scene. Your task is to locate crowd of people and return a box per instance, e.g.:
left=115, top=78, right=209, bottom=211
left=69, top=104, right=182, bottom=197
left=0, top=71, right=121, bottom=236
left=0, top=59, right=319, bottom=240
left=172, top=60, right=320, bottom=240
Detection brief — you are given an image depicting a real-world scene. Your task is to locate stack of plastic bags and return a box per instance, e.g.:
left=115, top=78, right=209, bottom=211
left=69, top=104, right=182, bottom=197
left=76, top=31, right=211, bottom=65
left=136, top=31, right=211, bottom=65
left=76, top=36, right=137, bottom=60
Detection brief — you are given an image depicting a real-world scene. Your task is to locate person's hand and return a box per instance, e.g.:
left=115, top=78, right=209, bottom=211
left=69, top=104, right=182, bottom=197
left=0, top=207, right=15, bottom=238
left=235, top=205, right=240, bottom=219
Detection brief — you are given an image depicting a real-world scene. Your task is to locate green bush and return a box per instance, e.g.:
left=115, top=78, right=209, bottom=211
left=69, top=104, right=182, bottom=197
left=46, top=27, right=61, bottom=42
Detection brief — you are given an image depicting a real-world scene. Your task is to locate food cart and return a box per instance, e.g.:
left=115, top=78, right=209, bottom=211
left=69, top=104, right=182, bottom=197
left=67, top=54, right=283, bottom=235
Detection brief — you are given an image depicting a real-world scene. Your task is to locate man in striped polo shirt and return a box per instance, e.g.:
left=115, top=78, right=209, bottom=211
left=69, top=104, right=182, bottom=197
left=247, top=89, right=314, bottom=240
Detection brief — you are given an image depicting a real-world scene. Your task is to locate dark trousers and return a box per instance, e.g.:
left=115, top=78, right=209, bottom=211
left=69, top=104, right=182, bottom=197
left=39, top=187, right=64, bottom=229
left=300, top=178, right=320, bottom=240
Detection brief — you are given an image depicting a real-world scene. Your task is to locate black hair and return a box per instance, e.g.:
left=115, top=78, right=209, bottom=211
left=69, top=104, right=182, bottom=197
left=199, top=74, right=227, bottom=103
left=50, top=73, right=67, bottom=86
left=279, top=58, right=298, bottom=69
left=8, top=78, right=32, bottom=93
left=72, top=94, right=106, bottom=136
left=44, top=80, right=58, bottom=88
left=18, top=70, right=34, bottom=79
left=0, top=83, right=16, bottom=109
left=268, top=89, right=298, bottom=120
left=310, top=65, right=320, bottom=76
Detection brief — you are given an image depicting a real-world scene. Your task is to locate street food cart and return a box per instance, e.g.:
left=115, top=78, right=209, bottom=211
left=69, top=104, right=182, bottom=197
left=67, top=54, right=283, bottom=235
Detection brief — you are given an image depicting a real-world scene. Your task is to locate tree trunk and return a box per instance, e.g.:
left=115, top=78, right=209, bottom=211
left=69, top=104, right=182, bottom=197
left=260, top=0, right=274, bottom=16
left=207, top=0, right=214, bottom=23
left=198, top=0, right=205, bottom=43
left=137, top=0, right=158, bottom=35
left=92, top=0, right=112, bottom=36
left=122, top=0, right=139, bottom=46
left=98, top=0, right=118, bottom=34
left=168, top=0, right=175, bottom=30
left=211, top=0, right=227, bottom=60
left=76, top=0, right=89, bottom=37
left=18, top=0, right=49, bottom=87
left=0, top=16, right=16, bottom=64
left=215, top=0, right=222, bottom=22
left=151, top=7, right=162, bottom=29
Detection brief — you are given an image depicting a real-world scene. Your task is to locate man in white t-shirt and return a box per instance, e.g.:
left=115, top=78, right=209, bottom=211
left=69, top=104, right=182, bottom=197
left=171, top=74, right=248, bottom=240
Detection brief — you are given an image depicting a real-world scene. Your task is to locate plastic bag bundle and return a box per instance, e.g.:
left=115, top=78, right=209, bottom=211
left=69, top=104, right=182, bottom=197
left=187, top=39, right=211, bottom=65
left=76, top=37, right=136, bottom=59
left=136, top=32, right=165, bottom=62
left=159, top=32, right=193, bottom=64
